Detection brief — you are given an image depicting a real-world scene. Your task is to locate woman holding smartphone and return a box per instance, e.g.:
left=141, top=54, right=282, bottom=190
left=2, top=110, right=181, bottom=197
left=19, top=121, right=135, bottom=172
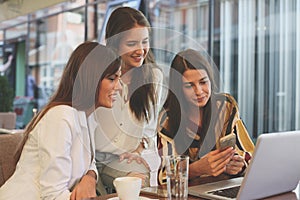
left=158, top=49, right=254, bottom=184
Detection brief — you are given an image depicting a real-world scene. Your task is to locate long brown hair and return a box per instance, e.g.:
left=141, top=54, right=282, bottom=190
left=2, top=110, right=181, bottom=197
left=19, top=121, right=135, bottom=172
left=15, top=42, right=120, bottom=161
left=163, top=49, right=217, bottom=153
left=105, top=6, right=158, bottom=122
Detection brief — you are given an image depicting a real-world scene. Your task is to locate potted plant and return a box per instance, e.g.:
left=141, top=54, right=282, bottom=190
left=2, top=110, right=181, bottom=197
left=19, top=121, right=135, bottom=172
left=0, top=76, right=14, bottom=112
left=0, top=76, right=16, bottom=129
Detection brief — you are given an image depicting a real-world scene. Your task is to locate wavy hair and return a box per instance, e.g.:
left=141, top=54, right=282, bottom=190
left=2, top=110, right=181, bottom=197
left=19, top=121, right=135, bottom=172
left=163, top=49, right=218, bottom=153
left=105, top=6, right=158, bottom=122
left=15, top=42, right=120, bottom=161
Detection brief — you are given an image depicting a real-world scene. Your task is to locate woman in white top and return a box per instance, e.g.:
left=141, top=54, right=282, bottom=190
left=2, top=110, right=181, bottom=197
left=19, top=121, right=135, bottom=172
left=0, top=42, right=121, bottom=200
left=91, top=7, right=165, bottom=191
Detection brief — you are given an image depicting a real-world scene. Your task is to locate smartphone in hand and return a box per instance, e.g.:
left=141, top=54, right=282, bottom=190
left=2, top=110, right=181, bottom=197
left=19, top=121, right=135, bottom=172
left=219, top=134, right=236, bottom=151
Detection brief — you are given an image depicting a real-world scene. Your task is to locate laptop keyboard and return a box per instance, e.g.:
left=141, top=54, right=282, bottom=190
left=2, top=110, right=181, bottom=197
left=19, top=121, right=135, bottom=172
left=208, top=186, right=240, bottom=199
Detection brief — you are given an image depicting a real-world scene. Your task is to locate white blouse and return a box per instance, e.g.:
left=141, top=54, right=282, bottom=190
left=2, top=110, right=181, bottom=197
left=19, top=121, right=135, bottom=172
left=0, top=105, right=97, bottom=200
left=92, top=68, right=166, bottom=186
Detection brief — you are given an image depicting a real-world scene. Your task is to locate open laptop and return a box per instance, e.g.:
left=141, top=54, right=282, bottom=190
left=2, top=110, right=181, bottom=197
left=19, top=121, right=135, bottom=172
left=188, top=131, right=300, bottom=200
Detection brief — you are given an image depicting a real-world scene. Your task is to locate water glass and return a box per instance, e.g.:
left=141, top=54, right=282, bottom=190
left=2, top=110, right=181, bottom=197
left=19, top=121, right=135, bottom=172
left=164, top=155, right=189, bottom=199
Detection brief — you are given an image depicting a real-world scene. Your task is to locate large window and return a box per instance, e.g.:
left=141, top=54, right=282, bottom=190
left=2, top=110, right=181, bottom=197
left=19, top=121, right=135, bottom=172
left=27, top=7, right=86, bottom=110
left=214, top=0, right=300, bottom=137
left=1, top=0, right=299, bottom=133
left=150, top=0, right=300, bottom=138
left=0, top=0, right=106, bottom=127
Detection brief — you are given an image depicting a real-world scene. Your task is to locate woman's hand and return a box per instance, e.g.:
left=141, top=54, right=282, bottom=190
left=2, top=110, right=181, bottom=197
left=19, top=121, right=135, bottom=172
left=70, top=171, right=96, bottom=200
left=189, top=147, right=235, bottom=178
left=119, top=152, right=150, bottom=170
left=119, top=152, right=150, bottom=187
left=225, top=154, right=245, bottom=175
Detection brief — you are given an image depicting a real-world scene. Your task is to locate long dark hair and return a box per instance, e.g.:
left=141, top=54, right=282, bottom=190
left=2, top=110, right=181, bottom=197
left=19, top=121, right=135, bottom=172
left=15, top=42, right=120, bottom=161
left=105, top=6, right=158, bottom=122
left=163, top=49, right=218, bottom=154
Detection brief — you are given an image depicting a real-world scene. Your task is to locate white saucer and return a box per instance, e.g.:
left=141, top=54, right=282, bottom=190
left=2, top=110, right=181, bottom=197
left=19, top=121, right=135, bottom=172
left=107, top=196, right=153, bottom=200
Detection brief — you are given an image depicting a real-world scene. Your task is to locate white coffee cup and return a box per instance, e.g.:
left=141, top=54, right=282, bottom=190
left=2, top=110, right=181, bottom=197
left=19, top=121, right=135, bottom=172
left=113, top=177, right=142, bottom=200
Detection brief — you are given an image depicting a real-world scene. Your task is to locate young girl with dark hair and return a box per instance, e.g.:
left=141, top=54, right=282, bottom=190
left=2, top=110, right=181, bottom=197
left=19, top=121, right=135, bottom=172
left=158, top=49, right=254, bottom=184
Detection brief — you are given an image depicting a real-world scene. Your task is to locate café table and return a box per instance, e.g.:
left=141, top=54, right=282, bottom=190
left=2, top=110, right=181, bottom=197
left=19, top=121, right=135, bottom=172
left=93, top=174, right=300, bottom=200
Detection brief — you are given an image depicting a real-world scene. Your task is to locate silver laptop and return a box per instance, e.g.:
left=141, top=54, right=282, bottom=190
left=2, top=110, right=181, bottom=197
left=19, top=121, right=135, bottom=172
left=188, top=131, right=300, bottom=200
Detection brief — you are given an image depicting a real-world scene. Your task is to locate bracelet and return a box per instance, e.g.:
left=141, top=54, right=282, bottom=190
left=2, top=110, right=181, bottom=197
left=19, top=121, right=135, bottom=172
left=141, top=137, right=149, bottom=149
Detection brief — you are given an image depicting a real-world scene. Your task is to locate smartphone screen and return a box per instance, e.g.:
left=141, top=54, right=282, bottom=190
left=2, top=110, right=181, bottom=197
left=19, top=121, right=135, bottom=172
left=219, top=134, right=236, bottom=150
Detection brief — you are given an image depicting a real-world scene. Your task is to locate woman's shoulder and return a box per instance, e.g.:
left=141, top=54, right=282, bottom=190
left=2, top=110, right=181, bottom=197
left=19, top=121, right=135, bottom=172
left=214, top=93, right=240, bottom=121
left=38, top=105, right=87, bottom=135
left=47, top=104, right=75, bottom=113
left=215, top=93, right=238, bottom=107
left=45, top=105, right=80, bottom=121
left=158, top=109, right=174, bottom=138
left=158, top=114, right=174, bottom=144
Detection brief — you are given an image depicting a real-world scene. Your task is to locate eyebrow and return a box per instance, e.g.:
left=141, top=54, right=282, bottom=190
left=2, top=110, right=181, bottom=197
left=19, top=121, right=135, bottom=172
left=126, top=37, right=149, bottom=42
left=107, top=72, right=120, bottom=78
left=183, top=76, right=209, bottom=84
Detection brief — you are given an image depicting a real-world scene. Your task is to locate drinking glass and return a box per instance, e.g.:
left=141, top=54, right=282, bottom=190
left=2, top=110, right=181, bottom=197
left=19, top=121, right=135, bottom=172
left=164, top=155, right=189, bottom=199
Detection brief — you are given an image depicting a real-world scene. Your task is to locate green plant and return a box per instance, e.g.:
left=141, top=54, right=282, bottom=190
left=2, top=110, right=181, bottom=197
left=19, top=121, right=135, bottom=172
left=0, top=76, right=14, bottom=112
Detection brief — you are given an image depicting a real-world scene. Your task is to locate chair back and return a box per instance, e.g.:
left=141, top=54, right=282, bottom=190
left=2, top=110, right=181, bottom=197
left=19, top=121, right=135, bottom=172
left=0, top=131, right=24, bottom=187
left=0, top=112, right=16, bottom=129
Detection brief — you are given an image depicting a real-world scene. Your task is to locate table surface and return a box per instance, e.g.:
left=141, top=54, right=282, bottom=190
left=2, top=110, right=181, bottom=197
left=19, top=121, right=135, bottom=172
left=93, top=174, right=300, bottom=200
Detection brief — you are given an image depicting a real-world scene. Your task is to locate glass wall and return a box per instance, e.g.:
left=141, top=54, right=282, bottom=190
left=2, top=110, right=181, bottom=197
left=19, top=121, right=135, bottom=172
left=24, top=5, right=88, bottom=112
left=149, top=0, right=300, bottom=138
left=214, top=0, right=300, bottom=137
left=0, top=0, right=299, bottom=135
left=0, top=0, right=103, bottom=128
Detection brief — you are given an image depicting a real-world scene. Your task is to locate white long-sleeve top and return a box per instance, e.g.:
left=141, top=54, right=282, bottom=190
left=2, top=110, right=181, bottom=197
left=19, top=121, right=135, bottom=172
left=0, top=105, right=97, bottom=200
left=92, top=68, right=166, bottom=186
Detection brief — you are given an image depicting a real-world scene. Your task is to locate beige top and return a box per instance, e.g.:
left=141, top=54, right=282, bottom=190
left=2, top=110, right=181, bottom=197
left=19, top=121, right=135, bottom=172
left=91, top=67, right=166, bottom=186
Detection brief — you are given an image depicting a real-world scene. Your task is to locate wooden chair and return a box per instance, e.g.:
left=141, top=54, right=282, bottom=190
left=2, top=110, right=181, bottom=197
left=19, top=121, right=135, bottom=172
left=0, top=131, right=24, bottom=187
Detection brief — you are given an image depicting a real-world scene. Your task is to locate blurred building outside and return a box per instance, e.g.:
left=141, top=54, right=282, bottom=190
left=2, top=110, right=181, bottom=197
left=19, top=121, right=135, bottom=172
left=0, top=0, right=299, bottom=139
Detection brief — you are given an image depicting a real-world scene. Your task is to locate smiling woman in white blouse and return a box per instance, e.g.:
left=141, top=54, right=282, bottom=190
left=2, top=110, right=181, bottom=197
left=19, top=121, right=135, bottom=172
left=0, top=42, right=121, bottom=200
left=90, top=7, right=166, bottom=194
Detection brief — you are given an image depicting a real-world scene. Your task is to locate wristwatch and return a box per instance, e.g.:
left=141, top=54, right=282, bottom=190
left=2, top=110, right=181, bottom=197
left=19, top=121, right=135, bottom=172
left=141, top=137, right=149, bottom=149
